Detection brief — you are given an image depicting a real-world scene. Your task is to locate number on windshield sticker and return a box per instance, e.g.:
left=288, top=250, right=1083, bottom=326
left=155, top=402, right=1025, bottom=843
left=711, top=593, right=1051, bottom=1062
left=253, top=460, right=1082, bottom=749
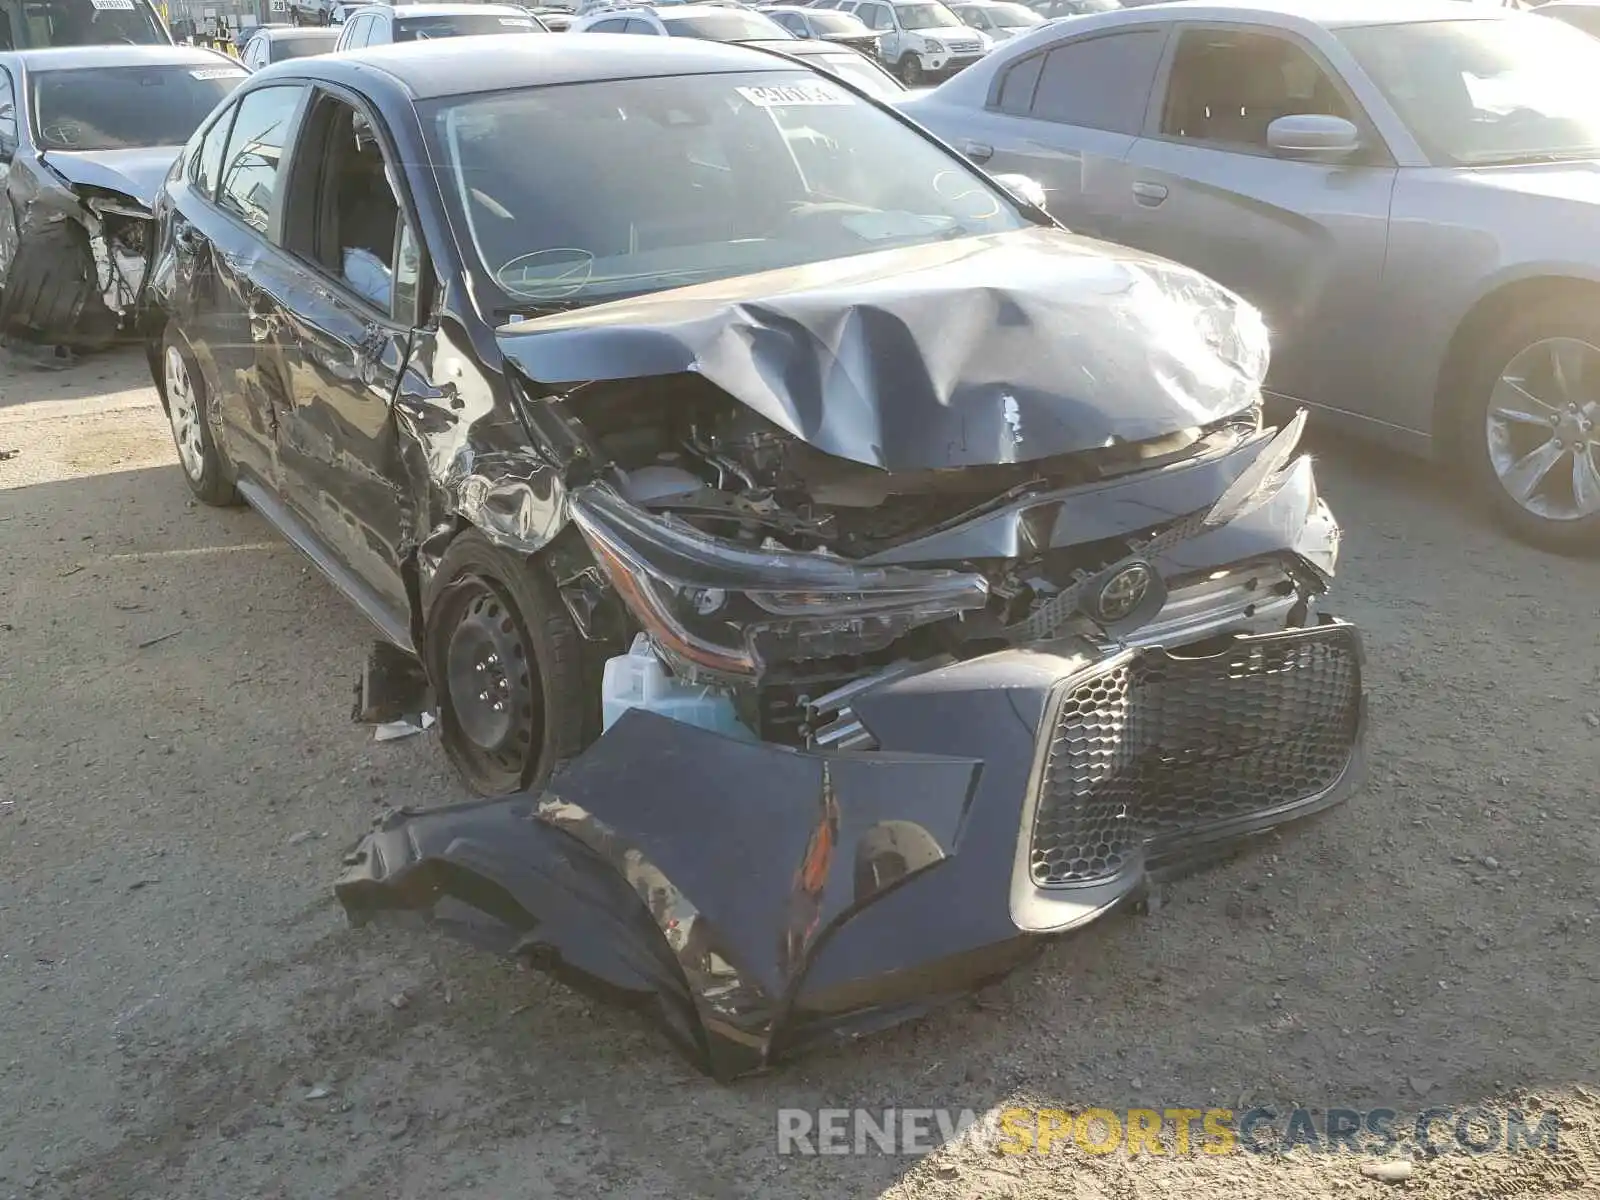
left=736, top=82, right=856, bottom=108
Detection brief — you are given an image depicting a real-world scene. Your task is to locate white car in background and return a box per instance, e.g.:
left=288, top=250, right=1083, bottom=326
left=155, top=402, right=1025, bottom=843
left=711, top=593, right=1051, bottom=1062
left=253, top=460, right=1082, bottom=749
left=814, top=0, right=991, bottom=83
left=949, top=0, right=1044, bottom=39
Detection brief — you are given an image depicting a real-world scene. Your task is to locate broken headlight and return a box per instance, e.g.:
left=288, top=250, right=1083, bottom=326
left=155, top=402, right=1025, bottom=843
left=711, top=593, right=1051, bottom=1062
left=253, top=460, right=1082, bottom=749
left=568, top=485, right=988, bottom=679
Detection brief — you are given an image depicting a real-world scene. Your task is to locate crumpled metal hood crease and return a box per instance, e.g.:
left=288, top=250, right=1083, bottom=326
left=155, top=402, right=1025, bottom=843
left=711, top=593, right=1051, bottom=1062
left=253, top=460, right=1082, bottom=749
left=495, top=228, right=1269, bottom=471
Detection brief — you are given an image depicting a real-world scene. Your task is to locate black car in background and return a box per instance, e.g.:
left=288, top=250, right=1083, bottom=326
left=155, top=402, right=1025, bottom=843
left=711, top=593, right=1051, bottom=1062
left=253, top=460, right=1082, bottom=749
left=139, top=36, right=1363, bottom=1079
left=0, top=45, right=244, bottom=346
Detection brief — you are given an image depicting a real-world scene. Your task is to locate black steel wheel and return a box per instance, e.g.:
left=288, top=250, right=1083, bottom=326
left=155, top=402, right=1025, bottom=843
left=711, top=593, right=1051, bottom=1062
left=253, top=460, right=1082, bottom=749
left=898, top=53, right=924, bottom=85
left=423, top=531, right=591, bottom=796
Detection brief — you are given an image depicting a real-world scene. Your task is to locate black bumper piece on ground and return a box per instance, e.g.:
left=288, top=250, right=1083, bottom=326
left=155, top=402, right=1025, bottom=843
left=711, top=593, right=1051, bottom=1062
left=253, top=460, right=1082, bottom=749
left=335, top=619, right=1366, bottom=1080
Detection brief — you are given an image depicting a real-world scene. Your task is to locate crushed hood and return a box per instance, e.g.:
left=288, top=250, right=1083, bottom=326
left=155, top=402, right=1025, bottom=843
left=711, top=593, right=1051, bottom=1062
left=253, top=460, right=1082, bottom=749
left=41, top=147, right=180, bottom=210
left=496, top=228, right=1268, bottom=471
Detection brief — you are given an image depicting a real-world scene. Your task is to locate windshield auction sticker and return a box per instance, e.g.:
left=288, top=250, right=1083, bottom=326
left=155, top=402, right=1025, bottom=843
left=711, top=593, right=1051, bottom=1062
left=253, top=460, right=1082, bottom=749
left=191, top=67, right=248, bottom=79
left=90, top=0, right=137, bottom=9
left=736, top=82, right=855, bottom=108
left=499, top=16, right=534, bottom=23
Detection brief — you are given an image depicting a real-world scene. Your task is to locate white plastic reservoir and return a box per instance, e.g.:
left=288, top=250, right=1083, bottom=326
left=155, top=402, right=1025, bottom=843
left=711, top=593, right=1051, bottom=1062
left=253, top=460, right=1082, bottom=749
left=600, top=634, right=756, bottom=741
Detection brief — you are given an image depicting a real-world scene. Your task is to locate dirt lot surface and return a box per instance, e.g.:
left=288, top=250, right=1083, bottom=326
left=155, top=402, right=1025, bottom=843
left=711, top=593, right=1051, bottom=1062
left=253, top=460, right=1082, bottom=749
left=3, top=346, right=1599, bottom=1200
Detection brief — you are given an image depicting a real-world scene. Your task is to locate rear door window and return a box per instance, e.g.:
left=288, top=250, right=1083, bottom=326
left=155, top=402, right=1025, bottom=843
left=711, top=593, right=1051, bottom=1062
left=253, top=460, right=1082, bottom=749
left=217, top=84, right=305, bottom=234
left=1027, top=29, right=1164, bottom=132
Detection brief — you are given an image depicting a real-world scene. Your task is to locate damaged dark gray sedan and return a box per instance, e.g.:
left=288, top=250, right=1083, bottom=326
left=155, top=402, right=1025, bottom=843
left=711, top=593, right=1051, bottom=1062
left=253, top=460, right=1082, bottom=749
left=0, top=46, right=246, bottom=347
left=141, top=36, right=1366, bottom=1079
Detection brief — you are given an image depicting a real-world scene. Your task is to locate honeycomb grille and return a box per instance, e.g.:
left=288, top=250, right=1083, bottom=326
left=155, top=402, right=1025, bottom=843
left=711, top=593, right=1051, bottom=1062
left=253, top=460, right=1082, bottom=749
left=1028, top=627, right=1361, bottom=887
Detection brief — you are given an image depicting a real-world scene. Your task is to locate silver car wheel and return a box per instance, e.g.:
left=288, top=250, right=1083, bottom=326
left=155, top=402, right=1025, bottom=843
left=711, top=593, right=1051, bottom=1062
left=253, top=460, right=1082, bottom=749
left=1486, top=336, right=1600, bottom=522
left=164, top=345, right=207, bottom=484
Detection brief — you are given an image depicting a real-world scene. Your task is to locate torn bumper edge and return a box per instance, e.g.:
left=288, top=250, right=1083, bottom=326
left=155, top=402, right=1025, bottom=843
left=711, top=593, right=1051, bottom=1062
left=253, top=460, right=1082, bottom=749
left=334, top=619, right=1367, bottom=1080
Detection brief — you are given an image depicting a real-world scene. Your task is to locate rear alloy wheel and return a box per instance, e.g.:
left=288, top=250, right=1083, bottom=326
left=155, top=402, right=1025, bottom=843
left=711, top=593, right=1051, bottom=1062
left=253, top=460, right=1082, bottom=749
left=423, top=531, right=591, bottom=796
left=898, top=54, right=925, bottom=85
left=161, top=327, right=240, bottom=507
left=1463, top=304, right=1600, bottom=552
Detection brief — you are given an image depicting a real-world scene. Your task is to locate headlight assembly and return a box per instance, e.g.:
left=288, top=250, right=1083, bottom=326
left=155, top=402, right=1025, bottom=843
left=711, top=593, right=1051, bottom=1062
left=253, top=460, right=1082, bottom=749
left=568, top=485, right=989, bottom=679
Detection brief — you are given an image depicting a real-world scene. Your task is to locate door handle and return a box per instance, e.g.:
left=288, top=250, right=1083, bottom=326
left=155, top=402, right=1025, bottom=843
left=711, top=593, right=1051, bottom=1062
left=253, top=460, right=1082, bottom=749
left=1131, top=181, right=1169, bottom=207
left=962, top=139, right=994, bottom=163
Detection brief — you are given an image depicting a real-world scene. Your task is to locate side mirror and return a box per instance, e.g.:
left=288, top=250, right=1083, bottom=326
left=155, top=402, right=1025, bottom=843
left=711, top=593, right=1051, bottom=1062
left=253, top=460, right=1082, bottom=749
left=1266, top=114, right=1360, bottom=163
left=991, top=171, right=1047, bottom=211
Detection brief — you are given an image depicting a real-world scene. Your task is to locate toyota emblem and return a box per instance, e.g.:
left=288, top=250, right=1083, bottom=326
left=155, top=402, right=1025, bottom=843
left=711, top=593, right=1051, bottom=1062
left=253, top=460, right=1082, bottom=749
left=1095, top=563, right=1152, bottom=623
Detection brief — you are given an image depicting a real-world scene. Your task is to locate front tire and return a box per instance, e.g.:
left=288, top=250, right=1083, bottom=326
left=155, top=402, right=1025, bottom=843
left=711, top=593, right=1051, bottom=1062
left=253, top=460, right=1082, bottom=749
left=160, top=325, right=240, bottom=507
left=897, top=53, right=925, bottom=85
left=422, top=531, right=591, bottom=796
left=1460, top=297, right=1600, bottom=553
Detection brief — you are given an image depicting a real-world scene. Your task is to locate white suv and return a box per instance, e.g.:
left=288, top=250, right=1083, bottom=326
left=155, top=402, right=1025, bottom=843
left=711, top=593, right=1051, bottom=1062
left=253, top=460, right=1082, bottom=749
left=823, top=0, right=989, bottom=84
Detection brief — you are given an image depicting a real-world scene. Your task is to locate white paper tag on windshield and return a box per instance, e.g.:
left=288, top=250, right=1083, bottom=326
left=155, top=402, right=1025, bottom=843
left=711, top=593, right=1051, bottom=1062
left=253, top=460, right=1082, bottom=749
left=192, top=67, right=247, bottom=79
left=498, top=16, right=534, bottom=23
left=91, top=0, right=137, bottom=9
left=736, top=82, right=854, bottom=108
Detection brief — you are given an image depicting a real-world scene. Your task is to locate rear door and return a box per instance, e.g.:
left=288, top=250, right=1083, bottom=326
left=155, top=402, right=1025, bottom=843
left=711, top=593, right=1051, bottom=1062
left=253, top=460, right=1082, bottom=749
left=1119, top=22, right=1396, bottom=408
left=204, top=82, right=312, bottom=485
left=939, top=25, right=1166, bottom=246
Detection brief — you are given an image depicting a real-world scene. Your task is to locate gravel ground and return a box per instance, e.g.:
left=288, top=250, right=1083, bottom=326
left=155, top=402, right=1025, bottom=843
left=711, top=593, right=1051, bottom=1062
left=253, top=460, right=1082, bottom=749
left=2, top=346, right=1599, bottom=1200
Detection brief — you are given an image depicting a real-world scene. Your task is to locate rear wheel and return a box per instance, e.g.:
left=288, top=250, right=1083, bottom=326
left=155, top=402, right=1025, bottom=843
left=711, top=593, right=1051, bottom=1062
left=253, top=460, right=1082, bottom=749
left=1459, top=298, right=1600, bottom=553
left=422, top=531, right=591, bottom=796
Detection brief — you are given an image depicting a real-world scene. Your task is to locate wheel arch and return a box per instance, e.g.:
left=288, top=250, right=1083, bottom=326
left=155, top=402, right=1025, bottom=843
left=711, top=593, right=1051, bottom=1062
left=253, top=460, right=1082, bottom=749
left=1433, top=270, right=1600, bottom=455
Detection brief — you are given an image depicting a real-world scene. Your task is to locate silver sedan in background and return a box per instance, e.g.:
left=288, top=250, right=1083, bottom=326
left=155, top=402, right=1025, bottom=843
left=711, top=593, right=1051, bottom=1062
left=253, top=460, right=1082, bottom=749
left=901, top=0, right=1600, bottom=551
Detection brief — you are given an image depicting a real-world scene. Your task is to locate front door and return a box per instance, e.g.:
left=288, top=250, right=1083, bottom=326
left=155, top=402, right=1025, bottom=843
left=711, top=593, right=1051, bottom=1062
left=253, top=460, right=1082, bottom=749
left=263, top=88, right=422, bottom=623
left=1120, top=23, right=1396, bottom=409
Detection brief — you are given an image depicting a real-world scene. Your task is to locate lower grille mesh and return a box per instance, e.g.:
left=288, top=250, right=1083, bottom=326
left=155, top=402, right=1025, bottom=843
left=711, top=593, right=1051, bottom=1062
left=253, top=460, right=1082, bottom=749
left=1028, top=626, right=1361, bottom=887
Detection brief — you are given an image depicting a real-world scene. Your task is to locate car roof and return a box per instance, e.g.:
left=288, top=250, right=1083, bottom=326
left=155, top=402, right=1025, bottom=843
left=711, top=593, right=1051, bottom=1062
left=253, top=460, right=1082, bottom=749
left=3, top=45, right=235, bottom=70
left=300, top=31, right=802, bottom=96
left=351, top=2, right=535, bottom=12
left=255, top=23, right=341, bottom=36
left=656, top=3, right=771, bottom=15
left=1112, top=0, right=1509, bottom=28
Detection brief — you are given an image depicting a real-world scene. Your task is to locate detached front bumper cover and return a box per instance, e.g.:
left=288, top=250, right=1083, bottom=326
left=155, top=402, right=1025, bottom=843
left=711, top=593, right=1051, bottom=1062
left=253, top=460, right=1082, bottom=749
left=335, top=619, right=1366, bottom=1080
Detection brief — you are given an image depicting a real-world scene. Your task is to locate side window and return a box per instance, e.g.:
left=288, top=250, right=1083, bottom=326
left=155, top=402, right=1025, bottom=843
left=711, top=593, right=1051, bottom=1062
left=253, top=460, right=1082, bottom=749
left=996, top=52, right=1044, bottom=115
left=191, top=104, right=235, bottom=199
left=1160, top=27, right=1354, bottom=152
left=589, top=17, right=626, bottom=30
left=0, top=68, right=16, bottom=160
left=1029, top=30, right=1164, bottom=133
left=346, top=14, right=372, bottom=45
left=776, top=12, right=803, bottom=34
left=217, top=85, right=305, bottom=233
left=857, top=4, right=888, bottom=29
left=622, top=17, right=654, bottom=32
left=283, top=96, right=413, bottom=317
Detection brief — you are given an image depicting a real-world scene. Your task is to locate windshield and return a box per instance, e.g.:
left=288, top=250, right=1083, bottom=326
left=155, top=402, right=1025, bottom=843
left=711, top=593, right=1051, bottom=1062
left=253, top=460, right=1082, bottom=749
left=396, top=12, right=543, bottom=38
left=985, top=3, right=1042, bottom=25
left=429, top=71, right=1027, bottom=314
left=1338, top=17, right=1600, bottom=164
left=897, top=2, right=962, bottom=28
left=31, top=63, right=243, bottom=150
left=1, top=0, right=168, bottom=47
left=663, top=10, right=789, bottom=39
left=271, top=31, right=338, bottom=57
left=807, top=50, right=905, bottom=96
